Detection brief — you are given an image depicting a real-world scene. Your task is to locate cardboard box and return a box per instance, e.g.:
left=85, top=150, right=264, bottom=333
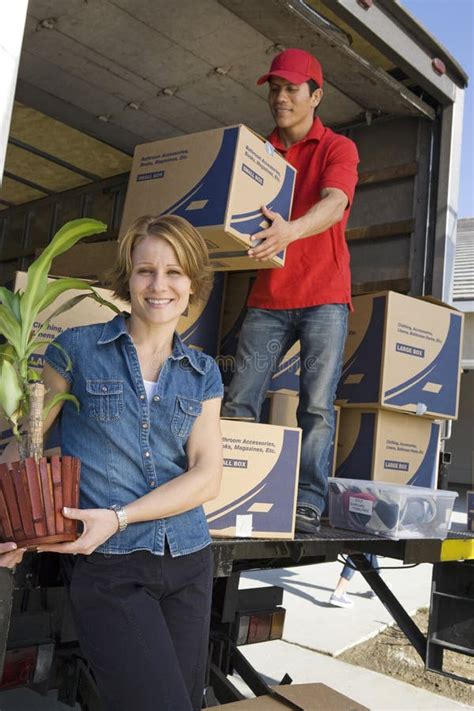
left=220, top=683, right=368, bottom=710
left=119, top=125, right=296, bottom=271
left=336, top=291, right=464, bottom=419
left=0, top=271, right=225, bottom=460
left=269, top=394, right=340, bottom=476
left=218, top=272, right=299, bottom=393
left=205, top=420, right=301, bottom=539
left=335, top=408, right=441, bottom=488
left=50, top=240, right=118, bottom=281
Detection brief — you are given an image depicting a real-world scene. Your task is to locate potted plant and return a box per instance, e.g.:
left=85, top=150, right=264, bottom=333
left=0, top=218, right=119, bottom=547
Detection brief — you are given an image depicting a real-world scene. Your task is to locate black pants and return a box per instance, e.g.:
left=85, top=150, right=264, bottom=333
left=69, top=546, right=214, bottom=711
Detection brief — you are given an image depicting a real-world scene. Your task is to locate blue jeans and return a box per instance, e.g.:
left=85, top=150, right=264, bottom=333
left=221, top=304, right=348, bottom=515
left=341, top=554, right=380, bottom=581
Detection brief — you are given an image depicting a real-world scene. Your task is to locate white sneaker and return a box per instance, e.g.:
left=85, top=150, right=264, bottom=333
left=329, top=592, right=353, bottom=608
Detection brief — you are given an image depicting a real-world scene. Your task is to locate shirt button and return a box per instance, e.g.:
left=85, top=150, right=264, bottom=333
left=144, top=451, right=151, bottom=458
left=149, top=481, right=156, bottom=487
left=102, top=386, right=107, bottom=393
left=142, top=422, right=149, bottom=429
left=139, top=394, right=145, bottom=400
left=153, top=395, right=160, bottom=402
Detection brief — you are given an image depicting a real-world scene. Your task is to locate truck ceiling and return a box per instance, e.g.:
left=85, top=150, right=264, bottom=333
left=0, top=0, right=468, bottom=210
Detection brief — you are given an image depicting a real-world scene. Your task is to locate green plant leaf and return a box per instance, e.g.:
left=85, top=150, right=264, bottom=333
left=27, top=368, right=42, bottom=382
left=0, top=287, right=18, bottom=318
left=44, top=287, right=121, bottom=323
left=0, top=304, right=22, bottom=355
left=0, top=359, right=23, bottom=420
left=25, top=339, right=73, bottom=373
left=0, top=343, right=16, bottom=363
left=43, top=392, right=80, bottom=421
left=37, top=277, right=100, bottom=313
left=19, top=219, right=107, bottom=349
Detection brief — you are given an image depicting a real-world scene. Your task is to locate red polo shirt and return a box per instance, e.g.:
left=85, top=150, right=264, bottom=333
left=248, top=117, right=359, bottom=309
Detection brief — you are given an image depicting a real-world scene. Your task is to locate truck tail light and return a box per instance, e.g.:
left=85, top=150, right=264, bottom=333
left=0, top=643, right=54, bottom=690
left=235, top=608, right=286, bottom=645
left=0, top=647, right=38, bottom=689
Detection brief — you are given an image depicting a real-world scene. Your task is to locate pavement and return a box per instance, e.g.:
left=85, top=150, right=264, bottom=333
left=0, top=489, right=471, bottom=710
left=233, top=488, right=473, bottom=710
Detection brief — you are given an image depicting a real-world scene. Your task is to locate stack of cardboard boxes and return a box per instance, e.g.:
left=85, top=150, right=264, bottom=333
left=335, top=291, right=464, bottom=489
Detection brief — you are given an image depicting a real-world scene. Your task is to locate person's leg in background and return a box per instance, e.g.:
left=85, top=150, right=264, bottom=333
left=296, top=304, right=348, bottom=533
left=329, top=554, right=381, bottom=607
left=222, top=307, right=295, bottom=421
left=329, top=556, right=356, bottom=608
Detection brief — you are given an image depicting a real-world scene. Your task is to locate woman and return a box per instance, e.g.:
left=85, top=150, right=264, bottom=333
left=38, top=215, right=223, bottom=711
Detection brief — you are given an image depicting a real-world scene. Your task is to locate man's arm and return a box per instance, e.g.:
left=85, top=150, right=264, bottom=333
left=248, top=187, right=348, bottom=262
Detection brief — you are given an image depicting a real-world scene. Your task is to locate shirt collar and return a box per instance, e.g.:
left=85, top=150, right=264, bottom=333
left=269, top=116, right=325, bottom=152
left=97, top=314, right=206, bottom=374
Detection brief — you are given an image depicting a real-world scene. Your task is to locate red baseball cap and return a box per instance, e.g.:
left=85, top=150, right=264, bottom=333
left=257, top=48, right=323, bottom=87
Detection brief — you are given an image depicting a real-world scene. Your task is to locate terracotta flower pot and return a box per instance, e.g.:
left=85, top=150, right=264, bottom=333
left=0, top=455, right=80, bottom=548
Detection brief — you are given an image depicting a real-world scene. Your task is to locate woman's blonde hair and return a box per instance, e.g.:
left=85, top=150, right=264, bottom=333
left=109, top=214, right=214, bottom=306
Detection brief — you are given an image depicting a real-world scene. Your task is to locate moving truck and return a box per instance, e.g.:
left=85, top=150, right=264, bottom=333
left=0, top=0, right=472, bottom=704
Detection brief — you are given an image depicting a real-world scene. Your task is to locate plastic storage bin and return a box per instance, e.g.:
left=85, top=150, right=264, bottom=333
left=328, top=478, right=458, bottom=540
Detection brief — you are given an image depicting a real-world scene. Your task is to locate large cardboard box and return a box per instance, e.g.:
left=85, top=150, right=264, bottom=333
left=49, top=240, right=118, bottom=281
left=336, top=291, right=464, bottom=419
left=218, top=272, right=299, bottom=393
left=119, top=125, right=296, bottom=271
left=269, top=394, right=340, bottom=476
left=205, top=420, right=301, bottom=539
left=335, top=408, right=441, bottom=488
left=0, top=271, right=225, bottom=459
left=220, top=683, right=368, bottom=710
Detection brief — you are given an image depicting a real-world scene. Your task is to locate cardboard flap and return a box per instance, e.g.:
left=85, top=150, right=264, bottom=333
left=218, top=683, right=369, bottom=710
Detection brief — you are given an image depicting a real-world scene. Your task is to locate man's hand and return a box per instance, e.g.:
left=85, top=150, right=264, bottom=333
left=36, top=507, right=119, bottom=556
left=247, top=205, right=296, bottom=262
left=0, top=542, right=26, bottom=569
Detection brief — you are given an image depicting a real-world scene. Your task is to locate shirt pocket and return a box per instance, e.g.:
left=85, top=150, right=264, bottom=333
left=85, top=380, right=124, bottom=422
left=171, top=396, right=202, bottom=438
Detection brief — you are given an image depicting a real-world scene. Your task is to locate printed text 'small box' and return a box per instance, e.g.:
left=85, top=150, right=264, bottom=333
left=336, top=291, right=464, bottom=419
left=0, top=272, right=225, bottom=459
left=335, top=408, right=441, bottom=488
left=269, top=393, right=340, bottom=476
left=204, top=420, right=301, bottom=539
left=119, top=125, right=296, bottom=271
left=218, top=271, right=299, bottom=394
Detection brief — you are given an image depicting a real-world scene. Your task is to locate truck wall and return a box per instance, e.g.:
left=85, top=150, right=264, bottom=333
left=0, top=116, right=436, bottom=298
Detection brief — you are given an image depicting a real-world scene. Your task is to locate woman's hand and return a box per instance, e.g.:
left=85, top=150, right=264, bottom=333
left=0, top=542, right=26, bottom=568
left=36, top=507, right=119, bottom=555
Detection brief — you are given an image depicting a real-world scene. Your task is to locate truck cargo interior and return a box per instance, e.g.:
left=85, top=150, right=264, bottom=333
left=0, top=0, right=468, bottom=301
left=0, top=1, right=472, bottom=708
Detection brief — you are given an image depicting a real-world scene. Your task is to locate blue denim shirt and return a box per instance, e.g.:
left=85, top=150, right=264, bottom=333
left=44, top=314, right=223, bottom=557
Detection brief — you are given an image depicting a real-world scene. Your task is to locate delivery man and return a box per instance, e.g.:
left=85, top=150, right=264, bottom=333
left=222, top=48, right=359, bottom=533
